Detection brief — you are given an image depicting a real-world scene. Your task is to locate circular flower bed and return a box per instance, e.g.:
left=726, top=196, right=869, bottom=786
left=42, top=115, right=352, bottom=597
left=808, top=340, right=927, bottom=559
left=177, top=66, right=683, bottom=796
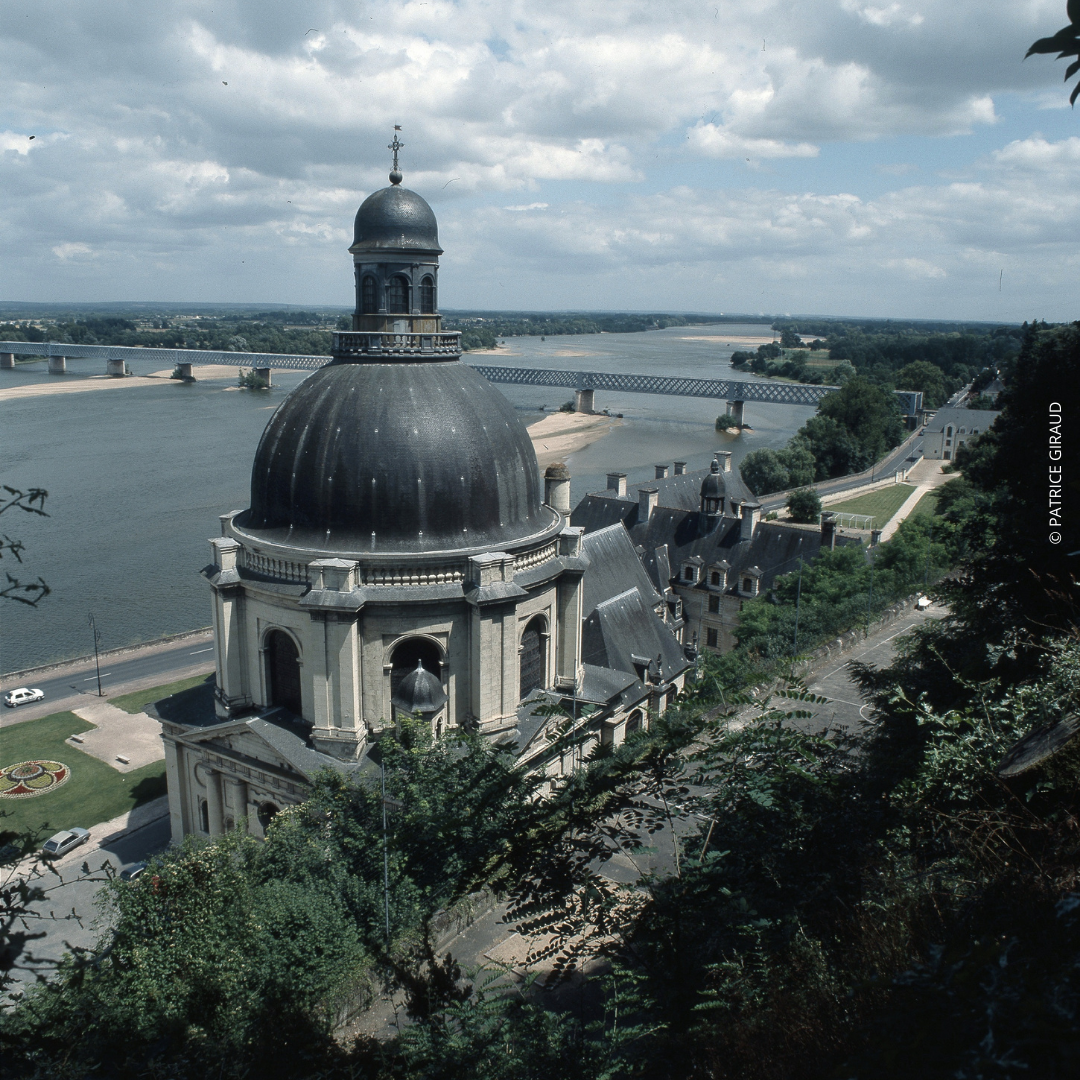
left=0, top=760, right=70, bottom=798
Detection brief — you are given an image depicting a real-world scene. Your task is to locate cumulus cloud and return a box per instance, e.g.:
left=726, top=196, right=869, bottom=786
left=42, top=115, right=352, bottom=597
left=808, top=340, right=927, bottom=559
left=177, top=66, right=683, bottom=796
left=0, top=1, right=1075, bottom=316
left=687, top=123, right=819, bottom=161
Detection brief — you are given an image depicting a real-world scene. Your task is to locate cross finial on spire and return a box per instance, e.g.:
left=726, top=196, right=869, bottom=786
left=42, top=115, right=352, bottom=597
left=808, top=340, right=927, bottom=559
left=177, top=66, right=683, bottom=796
left=389, top=126, right=403, bottom=185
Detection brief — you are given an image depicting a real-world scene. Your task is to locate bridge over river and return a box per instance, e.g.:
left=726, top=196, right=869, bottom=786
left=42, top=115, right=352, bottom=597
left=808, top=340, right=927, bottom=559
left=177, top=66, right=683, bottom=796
left=0, top=339, right=922, bottom=422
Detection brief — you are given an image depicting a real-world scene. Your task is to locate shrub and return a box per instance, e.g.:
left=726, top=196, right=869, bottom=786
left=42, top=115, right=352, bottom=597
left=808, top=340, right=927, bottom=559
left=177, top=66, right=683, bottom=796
left=787, top=487, right=822, bottom=524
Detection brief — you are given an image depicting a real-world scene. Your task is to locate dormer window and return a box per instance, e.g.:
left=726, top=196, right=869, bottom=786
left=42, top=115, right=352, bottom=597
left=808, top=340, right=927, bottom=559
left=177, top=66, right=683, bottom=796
left=683, top=566, right=696, bottom=582
left=710, top=570, right=722, bottom=586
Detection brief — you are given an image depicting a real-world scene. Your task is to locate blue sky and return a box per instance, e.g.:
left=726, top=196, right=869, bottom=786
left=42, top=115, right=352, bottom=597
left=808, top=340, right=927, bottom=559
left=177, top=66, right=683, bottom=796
left=2, top=1, right=1078, bottom=321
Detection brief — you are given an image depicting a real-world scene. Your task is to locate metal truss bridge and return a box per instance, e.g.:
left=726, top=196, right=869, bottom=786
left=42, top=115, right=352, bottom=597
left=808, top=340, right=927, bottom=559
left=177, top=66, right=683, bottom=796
left=0, top=342, right=922, bottom=414
left=471, top=365, right=841, bottom=407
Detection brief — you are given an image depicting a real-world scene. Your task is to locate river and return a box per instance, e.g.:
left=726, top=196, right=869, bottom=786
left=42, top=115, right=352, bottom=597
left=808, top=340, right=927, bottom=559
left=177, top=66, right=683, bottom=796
left=1, top=322, right=817, bottom=673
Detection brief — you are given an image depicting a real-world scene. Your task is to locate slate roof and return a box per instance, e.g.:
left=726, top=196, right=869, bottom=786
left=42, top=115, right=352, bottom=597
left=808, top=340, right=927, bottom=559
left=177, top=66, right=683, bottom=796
left=582, top=587, right=688, bottom=689
left=924, top=407, right=1000, bottom=435
left=631, top=512, right=863, bottom=596
left=581, top=523, right=663, bottom=615
left=570, top=461, right=757, bottom=535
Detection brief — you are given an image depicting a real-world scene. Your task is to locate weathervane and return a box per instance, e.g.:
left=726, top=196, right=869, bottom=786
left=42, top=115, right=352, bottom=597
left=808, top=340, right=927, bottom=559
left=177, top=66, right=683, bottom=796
left=389, top=125, right=403, bottom=185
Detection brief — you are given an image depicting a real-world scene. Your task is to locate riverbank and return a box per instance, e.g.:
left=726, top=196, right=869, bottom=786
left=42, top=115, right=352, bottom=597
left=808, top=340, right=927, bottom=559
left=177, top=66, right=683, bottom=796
left=0, top=365, right=246, bottom=402
left=526, top=411, right=622, bottom=470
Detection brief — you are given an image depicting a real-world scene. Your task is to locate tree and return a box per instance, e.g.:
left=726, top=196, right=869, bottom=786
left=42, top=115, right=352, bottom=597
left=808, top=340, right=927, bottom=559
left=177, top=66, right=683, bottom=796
left=815, top=377, right=903, bottom=464
left=1, top=485, right=49, bottom=605
left=740, top=448, right=791, bottom=496
left=797, top=414, right=870, bottom=480
left=786, top=487, right=822, bottom=524
left=1026, top=0, right=1080, bottom=105
left=779, top=328, right=803, bottom=349
left=894, top=360, right=947, bottom=409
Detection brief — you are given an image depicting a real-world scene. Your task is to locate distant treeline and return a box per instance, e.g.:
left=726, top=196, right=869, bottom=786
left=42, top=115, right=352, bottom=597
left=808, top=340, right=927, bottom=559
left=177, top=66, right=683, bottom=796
left=0, top=316, right=336, bottom=357
left=442, top=311, right=727, bottom=351
left=732, top=321, right=1027, bottom=409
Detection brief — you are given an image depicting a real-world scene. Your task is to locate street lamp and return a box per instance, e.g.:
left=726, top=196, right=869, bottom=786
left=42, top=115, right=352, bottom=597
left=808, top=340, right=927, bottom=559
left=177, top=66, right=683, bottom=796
left=87, top=612, right=103, bottom=697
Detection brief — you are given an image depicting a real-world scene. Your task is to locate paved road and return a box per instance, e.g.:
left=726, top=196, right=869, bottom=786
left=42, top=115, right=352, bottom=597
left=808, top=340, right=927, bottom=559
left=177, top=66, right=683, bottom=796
left=2, top=631, right=215, bottom=727
left=3, top=814, right=172, bottom=996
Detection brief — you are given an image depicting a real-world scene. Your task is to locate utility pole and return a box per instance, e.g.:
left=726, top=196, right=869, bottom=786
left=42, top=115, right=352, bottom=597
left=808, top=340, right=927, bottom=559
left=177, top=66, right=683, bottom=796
left=380, top=756, right=391, bottom=952
left=866, top=550, right=875, bottom=635
left=87, top=612, right=103, bottom=697
left=792, top=556, right=804, bottom=656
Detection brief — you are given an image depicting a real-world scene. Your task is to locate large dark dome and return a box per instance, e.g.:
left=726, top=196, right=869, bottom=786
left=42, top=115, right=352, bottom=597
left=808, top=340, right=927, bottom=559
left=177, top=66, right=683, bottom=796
left=350, top=186, right=441, bottom=255
left=242, top=360, right=552, bottom=553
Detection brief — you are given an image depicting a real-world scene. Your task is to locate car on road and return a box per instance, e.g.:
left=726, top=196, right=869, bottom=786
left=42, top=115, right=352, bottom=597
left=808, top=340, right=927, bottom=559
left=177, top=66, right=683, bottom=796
left=4, top=687, right=44, bottom=708
left=119, top=862, right=148, bottom=882
left=41, top=828, right=90, bottom=859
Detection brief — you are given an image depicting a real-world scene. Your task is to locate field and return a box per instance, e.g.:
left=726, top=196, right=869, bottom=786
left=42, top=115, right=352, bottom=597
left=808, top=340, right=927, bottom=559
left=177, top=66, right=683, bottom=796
left=0, top=711, right=166, bottom=843
left=825, top=484, right=917, bottom=527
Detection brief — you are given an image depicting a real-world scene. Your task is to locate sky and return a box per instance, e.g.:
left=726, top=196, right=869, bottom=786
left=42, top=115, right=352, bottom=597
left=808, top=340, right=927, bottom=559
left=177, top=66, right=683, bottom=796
left=2, top=0, right=1078, bottom=321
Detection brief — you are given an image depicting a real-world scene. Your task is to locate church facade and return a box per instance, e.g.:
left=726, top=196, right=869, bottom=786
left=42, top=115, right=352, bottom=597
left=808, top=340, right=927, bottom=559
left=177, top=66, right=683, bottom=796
left=162, top=150, right=689, bottom=843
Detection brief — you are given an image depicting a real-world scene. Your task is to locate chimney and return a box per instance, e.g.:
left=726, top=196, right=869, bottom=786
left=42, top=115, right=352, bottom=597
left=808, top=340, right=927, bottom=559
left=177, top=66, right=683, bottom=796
left=740, top=502, right=760, bottom=542
left=673, top=461, right=687, bottom=475
left=821, top=512, right=837, bottom=551
left=639, top=486, right=659, bottom=524
left=715, top=451, right=732, bottom=473
left=607, top=472, right=628, bottom=497
left=544, top=463, right=572, bottom=513
left=654, top=464, right=670, bottom=479
left=870, top=528, right=883, bottom=546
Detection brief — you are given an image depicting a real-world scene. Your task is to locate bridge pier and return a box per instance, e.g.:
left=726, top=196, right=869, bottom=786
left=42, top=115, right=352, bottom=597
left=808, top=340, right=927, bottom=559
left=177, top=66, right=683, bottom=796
left=725, top=399, right=745, bottom=427
left=48, top=355, right=67, bottom=375
left=574, top=388, right=594, bottom=414
left=176, top=362, right=194, bottom=380
left=255, top=367, right=272, bottom=387
left=1, top=353, right=14, bottom=370
left=107, top=358, right=125, bottom=377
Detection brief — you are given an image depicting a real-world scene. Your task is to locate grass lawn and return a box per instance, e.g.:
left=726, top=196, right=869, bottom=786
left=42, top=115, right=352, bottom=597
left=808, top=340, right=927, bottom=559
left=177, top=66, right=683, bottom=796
left=907, top=481, right=961, bottom=520
left=825, top=484, right=917, bottom=526
left=110, top=672, right=213, bottom=715
left=0, top=711, right=166, bottom=844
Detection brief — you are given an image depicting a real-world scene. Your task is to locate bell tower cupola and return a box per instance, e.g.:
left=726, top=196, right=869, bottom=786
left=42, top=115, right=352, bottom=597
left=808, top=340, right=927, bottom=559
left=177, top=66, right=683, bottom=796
left=348, top=129, right=444, bottom=335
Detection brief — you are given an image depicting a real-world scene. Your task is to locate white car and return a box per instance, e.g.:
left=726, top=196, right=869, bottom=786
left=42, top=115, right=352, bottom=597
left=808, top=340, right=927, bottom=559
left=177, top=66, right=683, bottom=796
left=4, top=687, right=44, bottom=708
left=41, top=828, right=90, bottom=859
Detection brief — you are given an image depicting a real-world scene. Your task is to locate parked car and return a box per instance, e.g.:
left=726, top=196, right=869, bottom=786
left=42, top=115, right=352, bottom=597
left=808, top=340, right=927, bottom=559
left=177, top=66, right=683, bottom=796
left=119, top=862, right=148, bottom=882
left=41, top=828, right=90, bottom=859
left=4, top=687, right=44, bottom=708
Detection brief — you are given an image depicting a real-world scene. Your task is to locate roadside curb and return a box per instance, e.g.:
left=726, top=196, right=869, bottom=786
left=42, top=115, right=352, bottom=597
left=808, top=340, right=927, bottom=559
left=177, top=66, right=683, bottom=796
left=3, top=628, right=212, bottom=683
left=7, top=796, right=171, bottom=881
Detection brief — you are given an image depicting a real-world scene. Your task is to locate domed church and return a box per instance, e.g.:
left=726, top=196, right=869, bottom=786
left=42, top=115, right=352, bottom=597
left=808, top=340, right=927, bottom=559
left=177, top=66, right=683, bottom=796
left=160, top=141, right=689, bottom=843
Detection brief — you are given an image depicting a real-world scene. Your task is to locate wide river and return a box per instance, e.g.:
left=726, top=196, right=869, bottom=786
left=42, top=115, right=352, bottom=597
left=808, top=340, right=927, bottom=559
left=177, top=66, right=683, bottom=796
left=1, top=323, right=817, bottom=674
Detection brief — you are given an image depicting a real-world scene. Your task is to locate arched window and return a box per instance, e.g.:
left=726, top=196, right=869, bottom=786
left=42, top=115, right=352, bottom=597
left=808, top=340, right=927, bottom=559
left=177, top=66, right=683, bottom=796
left=390, top=637, right=443, bottom=701
left=361, top=275, right=377, bottom=314
left=387, top=275, right=410, bottom=314
left=266, top=630, right=302, bottom=716
left=519, top=617, right=546, bottom=700
left=625, top=710, right=643, bottom=736
left=420, top=276, right=435, bottom=313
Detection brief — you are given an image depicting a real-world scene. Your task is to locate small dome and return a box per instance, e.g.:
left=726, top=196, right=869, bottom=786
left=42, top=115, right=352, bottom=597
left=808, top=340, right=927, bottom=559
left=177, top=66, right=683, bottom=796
left=350, top=186, right=442, bottom=255
left=545, top=463, right=570, bottom=480
left=700, top=459, right=727, bottom=499
left=392, top=660, right=447, bottom=715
